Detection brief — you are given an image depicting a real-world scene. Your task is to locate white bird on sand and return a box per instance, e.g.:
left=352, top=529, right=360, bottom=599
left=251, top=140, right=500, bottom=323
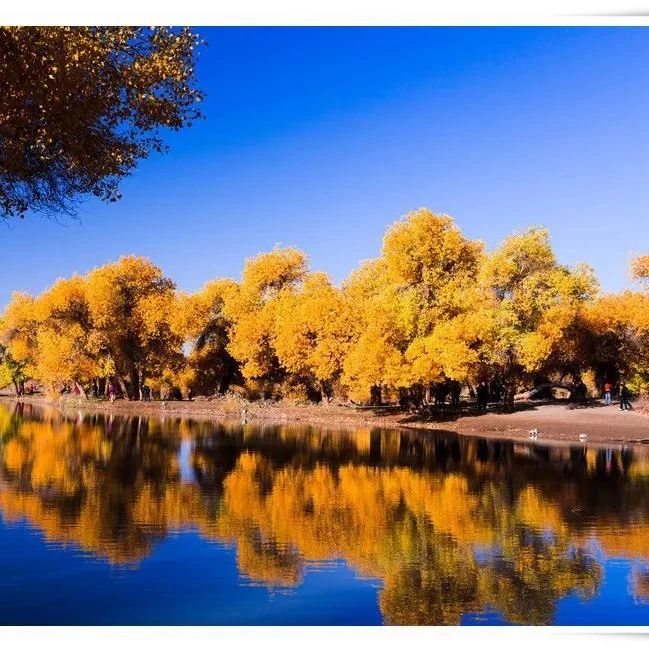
left=579, top=433, right=588, bottom=443
left=529, top=428, right=538, bottom=440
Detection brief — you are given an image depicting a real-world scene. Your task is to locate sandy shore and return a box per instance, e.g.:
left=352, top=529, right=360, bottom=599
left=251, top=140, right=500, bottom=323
left=2, top=392, right=648, bottom=447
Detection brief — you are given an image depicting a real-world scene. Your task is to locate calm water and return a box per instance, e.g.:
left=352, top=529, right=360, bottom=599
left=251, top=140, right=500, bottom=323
left=0, top=402, right=648, bottom=625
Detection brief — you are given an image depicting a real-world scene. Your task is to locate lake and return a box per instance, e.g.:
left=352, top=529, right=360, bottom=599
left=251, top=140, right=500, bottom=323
left=0, top=400, right=648, bottom=625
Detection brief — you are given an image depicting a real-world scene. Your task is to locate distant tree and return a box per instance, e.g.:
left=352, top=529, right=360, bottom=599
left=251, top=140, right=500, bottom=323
left=175, top=279, right=241, bottom=396
left=0, top=293, right=38, bottom=385
left=631, top=254, right=649, bottom=288
left=0, top=258, right=184, bottom=399
left=341, top=209, right=485, bottom=404
left=0, top=342, right=28, bottom=395
left=274, top=271, right=356, bottom=402
left=479, top=228, right=598, bottom=408
left=224, top=247, right=308, bottom=397
left=588, top=291, right=649, bottom=395
left=0, top=27, right=203, bottom=218
left=341, top=258, right=412, bottom=404
left=84, top=256, right=184, bottom=399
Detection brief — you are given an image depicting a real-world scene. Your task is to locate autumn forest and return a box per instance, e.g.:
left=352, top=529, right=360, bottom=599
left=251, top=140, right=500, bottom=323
left=1, top=208, right=649, bottom=406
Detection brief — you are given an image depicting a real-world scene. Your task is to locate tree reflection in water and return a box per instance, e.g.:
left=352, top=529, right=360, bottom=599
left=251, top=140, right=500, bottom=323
left=0, top=401, right=648, bottom=624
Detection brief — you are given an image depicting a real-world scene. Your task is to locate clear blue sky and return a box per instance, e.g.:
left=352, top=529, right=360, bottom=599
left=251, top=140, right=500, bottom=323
left=3, top=27, right=649, bottom=306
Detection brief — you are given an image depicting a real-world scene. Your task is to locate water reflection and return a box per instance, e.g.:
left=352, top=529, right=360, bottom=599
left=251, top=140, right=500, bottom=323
left=0, top=401, right=648, bottom=624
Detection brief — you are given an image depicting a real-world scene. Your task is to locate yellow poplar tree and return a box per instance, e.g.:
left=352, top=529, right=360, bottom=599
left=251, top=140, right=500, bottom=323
left=274, top=272, right=356, bottom=402
left=224, top=247, right=307, bottom=397
left=174, top=278, right=240, bottom=396
left=587, top=290, right=649, bottom=394
left=383, top=209, right=485, bottom=390
left=479, top=227, right=598, bottom=405
left=630, top=253, right=649, bottom=286
left=342, top=209, right=485, bottom=403
left=30, top=276, right=97, bottom=395
left=0, top=292, right=38, bottom=382
left=84, top=256, right=183, bottom=399
left=341, top=258, right=413, bottom=403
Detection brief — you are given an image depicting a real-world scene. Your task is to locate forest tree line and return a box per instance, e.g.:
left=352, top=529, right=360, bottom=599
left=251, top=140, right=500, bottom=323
left=1, top=208, right=648, bottom=406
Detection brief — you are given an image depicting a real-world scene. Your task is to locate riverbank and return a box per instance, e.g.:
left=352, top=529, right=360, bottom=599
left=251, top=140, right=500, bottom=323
left=2, top=392, right=648, bottom=447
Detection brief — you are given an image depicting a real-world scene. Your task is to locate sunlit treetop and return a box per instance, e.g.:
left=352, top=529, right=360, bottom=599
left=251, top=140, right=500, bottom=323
left=0, top=26, right=204, bottom=218
left=480, top=227, right=557, bottom=298
left=630, top=254, right=649, bottom=287
left=383, top=208, right=483, bottom=290
left=240, top=247, right=308, bottom=298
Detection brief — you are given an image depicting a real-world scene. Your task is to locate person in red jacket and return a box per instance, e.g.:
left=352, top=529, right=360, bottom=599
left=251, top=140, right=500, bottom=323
left=603, top=381, right=612, bottom=406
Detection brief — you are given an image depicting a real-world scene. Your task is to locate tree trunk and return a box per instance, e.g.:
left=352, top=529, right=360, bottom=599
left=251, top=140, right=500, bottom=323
left=410, top=383, right=424, bottom=409
left=115, top=373, right=129, bottom=400
left=129, top=368, right=141, bottom=401
left=74, top=381, right=88, bottom=399
left=503, top=383, right=516, bottom=412
left=503, top=354, right=517, bottom=413
left=320, top=381, right=330, bottom=406
left=370, top=385, right=382, bottom=406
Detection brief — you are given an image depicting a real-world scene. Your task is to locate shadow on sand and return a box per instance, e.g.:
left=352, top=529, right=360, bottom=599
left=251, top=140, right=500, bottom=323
left=384, top=397, right=627, bottom=425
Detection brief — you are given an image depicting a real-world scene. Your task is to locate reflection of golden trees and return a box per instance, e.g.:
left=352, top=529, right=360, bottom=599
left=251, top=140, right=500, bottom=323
left=380, top=523, right=482, bottom=625
left=0, top=403, right=648, bottom=623
left=0, top=405, right=199, bottom=564
left=633, top=567, right=649, bottom=603
left=204, top=453, right=602, bottom=624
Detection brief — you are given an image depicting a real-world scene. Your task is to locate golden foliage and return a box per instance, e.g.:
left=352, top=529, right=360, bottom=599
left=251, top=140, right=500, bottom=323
left=0, top=256, right=182, bottom=398
left=1, top=207, right=647, bottom=402
left=0, top=27, right=203, bottom=217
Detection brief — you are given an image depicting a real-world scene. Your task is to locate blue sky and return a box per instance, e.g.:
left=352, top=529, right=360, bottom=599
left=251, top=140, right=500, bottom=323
left=3, top=27, right=649, bottom=306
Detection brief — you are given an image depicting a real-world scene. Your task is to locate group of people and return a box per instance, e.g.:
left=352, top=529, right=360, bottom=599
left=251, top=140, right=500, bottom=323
left=465, top=378, right=634, bottom=413
left=602, top=381, right=634, bottom=410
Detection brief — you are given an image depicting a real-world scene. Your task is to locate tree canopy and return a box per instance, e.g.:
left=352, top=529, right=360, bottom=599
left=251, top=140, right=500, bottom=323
left=1, top=207, right=647, bottom=404
left=0, top=27, right=203, bottom=218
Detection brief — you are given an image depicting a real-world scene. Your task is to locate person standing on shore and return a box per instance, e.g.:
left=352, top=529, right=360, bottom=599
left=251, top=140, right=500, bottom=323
left=603, top=381, right=612, bottom=405
left=620, top=383, right=633, bottom=411
left=108, top=382, right=116, bottom=403
left=477, top=382, right=489, bottom=412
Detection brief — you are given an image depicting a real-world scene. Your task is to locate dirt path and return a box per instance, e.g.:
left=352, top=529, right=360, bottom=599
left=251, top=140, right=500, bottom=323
left=437, top=402, right=649, bottom=446
left=1, top=393, right=647, bottom=448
